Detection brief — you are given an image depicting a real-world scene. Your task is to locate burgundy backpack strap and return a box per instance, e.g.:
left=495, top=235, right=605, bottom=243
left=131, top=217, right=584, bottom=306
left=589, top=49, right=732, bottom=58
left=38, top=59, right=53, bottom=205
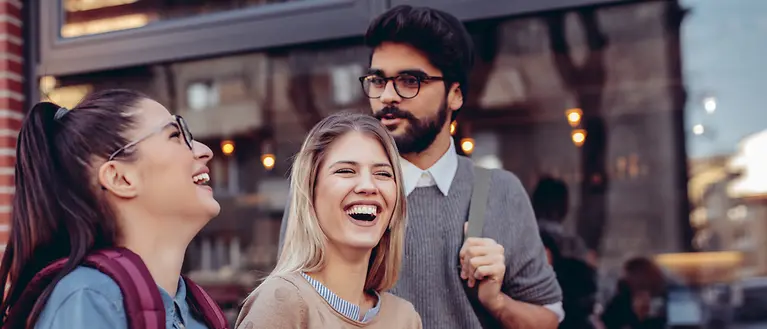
left=3, top=259, right=69, bottom=329
left=182, top=276, right=229, bottom=329
left=3, top=248, right=165, bottom=329
left=82, top=248, right=165, bottom=329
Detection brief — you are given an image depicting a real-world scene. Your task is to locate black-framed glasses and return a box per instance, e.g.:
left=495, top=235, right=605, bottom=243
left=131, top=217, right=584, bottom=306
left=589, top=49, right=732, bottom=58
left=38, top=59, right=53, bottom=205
left=107, top=115, right=193, bottom=161
left=359, top=73, right=444, bottom=99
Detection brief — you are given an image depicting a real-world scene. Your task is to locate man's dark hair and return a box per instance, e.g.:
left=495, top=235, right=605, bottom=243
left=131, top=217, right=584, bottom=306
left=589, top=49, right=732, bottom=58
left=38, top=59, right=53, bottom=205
left=364, top=5, right=475, bottom=121
left=531, top=176, right=569, bottom=222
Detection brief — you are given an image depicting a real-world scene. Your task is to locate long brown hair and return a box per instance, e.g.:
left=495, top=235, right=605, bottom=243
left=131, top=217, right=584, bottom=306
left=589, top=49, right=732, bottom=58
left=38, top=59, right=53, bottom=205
left=0, top=89, right=147, bottom=326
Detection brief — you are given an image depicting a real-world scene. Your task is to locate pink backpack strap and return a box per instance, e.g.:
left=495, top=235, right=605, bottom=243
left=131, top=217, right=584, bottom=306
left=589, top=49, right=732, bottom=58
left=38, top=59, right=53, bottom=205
left=183, top=276, right=229, bottom=329
left=83, top=248, right=165, bottom=329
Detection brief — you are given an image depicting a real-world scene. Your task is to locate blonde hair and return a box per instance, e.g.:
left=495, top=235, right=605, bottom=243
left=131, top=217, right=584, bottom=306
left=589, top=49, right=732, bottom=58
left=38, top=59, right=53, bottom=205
left=269, top=112, right=407, bottom=293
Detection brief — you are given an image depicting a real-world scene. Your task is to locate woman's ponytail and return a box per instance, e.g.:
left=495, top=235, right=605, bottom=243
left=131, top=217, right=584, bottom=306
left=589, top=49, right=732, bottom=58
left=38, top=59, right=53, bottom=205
left=0, top=102, right=71, bottom=323
left=0, top=89, right=145, bottom=327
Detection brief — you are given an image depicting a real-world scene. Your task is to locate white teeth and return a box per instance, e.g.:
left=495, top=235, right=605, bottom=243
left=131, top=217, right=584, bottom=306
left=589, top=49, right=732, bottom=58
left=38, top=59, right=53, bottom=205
left=193, top=173, right=210, bottom=184
left=346, top=205, right=377, bottom=215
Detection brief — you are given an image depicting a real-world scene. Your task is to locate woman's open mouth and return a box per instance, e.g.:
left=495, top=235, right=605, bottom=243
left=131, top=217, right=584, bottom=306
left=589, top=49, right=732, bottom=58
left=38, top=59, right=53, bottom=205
left=193, top=173, right=210, bottom=186
left=346, top=204, right=377, bottom=221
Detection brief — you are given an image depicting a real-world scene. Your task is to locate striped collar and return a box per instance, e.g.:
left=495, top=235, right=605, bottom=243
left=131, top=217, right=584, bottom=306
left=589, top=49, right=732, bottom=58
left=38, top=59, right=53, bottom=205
left=300, top=272, right=381, bottom=322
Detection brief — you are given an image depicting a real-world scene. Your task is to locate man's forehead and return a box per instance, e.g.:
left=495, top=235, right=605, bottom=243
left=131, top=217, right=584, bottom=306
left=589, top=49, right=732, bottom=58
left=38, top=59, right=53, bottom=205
left=370, top=43, right=438, bottom=74
left=366, top=68, right=429, bottom=76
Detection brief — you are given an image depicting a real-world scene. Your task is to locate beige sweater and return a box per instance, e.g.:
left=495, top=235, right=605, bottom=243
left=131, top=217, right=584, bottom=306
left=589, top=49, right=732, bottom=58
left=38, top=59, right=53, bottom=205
left=235, top=272, right=422, bottom=329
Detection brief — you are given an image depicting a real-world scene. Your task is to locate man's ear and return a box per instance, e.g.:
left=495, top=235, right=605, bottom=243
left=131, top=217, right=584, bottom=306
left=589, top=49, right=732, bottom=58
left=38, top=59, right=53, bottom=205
left=98, top=161, right=139, bottom=198
left=447, top=83, right=464, bottom=112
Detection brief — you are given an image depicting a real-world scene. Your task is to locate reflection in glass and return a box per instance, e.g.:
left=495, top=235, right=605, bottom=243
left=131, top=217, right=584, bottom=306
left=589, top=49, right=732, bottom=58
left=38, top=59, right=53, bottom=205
left=60, top=0, right=303, bottom=38
left=44, top=0, right=767, bottom=327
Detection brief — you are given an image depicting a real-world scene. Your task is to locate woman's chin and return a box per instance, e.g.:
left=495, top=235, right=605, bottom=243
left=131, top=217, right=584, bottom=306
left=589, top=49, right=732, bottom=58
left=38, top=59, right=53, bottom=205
left=198, top=196, right=221, bottom=218
left=344, top=237, right=383, bottom=251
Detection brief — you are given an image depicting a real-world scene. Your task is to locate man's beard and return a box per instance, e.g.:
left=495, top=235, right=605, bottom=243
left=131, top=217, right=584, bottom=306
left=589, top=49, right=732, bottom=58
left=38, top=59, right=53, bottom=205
left=373, top=101, right=449, bottom=154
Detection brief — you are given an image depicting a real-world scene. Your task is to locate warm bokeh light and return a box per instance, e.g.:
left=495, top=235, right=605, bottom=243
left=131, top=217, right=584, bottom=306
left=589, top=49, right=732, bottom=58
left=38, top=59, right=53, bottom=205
left=221, top=140, right=235, bottom=156
left=571, top=129, right=586, bottom=147
left=460, top=138, right=475, bottom=154
left=61, top=14, right=150, bottom=38
left=261, top=154, right=275, bottom=170
left=565, top=108, right=583, bottom=127
left=39, top=76, right=57, bottom=93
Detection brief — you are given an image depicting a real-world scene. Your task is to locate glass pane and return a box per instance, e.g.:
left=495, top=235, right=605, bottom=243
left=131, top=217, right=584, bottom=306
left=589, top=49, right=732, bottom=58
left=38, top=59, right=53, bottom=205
left=40, top=0, right=767, bottom=327
left=61, top=0, right=304, bottom=38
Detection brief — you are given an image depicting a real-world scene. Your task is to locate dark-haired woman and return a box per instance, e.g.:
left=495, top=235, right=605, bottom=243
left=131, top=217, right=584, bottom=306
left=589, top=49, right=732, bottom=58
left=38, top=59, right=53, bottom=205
left=0, top=89, right=223, bottom=328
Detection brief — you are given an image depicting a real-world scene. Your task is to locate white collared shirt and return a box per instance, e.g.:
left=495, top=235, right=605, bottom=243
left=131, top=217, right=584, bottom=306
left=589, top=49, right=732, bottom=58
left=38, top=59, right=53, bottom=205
left=400, top=138, right=459, bottom=197
left=398, top=138, right=566, bottom=323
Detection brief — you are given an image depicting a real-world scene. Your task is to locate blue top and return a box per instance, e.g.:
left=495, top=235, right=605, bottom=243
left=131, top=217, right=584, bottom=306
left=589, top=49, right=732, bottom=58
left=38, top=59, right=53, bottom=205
left=300, top=272, right=381, bottom=322
left=34, top=266, right=209, bottom=329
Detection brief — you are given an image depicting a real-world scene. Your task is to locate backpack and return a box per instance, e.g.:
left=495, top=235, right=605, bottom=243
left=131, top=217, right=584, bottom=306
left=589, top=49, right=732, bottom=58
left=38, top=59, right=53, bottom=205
left=3, top=247, right=229, bottom=329
left=461, top=165, right=499, bottom=329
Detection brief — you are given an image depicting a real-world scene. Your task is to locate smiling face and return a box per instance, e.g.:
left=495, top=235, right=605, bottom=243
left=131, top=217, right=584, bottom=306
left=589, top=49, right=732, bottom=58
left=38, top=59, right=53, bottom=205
left=313, top=131, right=397, bottom=252
left=99, top=99, right=220, bottom=223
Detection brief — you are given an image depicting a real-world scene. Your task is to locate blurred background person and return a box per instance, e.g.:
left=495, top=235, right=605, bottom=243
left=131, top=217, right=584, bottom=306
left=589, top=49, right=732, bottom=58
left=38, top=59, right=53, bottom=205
left=601, top=257, right=668, bottom=329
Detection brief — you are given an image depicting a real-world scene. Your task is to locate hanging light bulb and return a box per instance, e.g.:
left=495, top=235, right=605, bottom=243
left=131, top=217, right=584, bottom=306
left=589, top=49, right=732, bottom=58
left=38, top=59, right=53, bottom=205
left=261, top=154, right=275, bottom=170
left=460, top=137, right=475, bottom=155
left=565, top=108, right=583, bottom=128
left=221, top=140, right=235, bottom=156
left=261, top=140, right=275, bottom=170
left=571, top=129, right=587, bottom=147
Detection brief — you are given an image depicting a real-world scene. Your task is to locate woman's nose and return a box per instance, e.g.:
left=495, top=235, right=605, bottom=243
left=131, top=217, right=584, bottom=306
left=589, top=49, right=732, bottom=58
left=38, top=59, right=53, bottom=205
left=192, top=140, right=214, bottom=161
left=354, top=174, right=378, bottom=195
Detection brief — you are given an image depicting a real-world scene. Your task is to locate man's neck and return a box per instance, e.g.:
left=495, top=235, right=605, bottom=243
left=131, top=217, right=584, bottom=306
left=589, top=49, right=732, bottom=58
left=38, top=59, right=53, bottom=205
left=309, top=246, right=373, bottom=309
left=402, top=131, right=452, bottom=170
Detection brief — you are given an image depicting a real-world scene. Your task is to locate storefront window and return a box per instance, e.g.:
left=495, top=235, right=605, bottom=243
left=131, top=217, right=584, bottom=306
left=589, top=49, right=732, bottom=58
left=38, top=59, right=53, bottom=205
left=60, top=0, right=304, bottom=38
left=39, top=0, right=767, bottom=327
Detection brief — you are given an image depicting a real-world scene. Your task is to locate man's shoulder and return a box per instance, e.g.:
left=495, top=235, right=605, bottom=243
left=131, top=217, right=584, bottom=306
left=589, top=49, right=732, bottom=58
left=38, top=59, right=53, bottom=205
left=456, top=156, right=525, bottom=195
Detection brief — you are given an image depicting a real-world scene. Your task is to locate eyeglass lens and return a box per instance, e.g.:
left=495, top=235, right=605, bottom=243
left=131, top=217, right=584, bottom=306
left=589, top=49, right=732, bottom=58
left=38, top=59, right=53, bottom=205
left=362, top=74, right=421, bottom=99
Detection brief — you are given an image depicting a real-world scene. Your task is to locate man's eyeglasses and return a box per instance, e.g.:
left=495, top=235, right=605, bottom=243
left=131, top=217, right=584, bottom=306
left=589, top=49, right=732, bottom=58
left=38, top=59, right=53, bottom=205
left=107, top=115, right=193, bottom=161
left=359, top=73, right=444, bottom=99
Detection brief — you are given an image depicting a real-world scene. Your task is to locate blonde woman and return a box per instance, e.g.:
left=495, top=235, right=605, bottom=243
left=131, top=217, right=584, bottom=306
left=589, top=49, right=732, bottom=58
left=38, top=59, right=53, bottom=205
left=236, top=112, right=421, bottom=328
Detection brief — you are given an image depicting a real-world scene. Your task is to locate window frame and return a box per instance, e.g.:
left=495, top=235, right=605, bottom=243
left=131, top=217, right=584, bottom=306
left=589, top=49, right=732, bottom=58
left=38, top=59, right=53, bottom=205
left=388, top=0, right=637, bottom=21
left=35, top=0, right=635, bottom=78
left=36, top=0, right=385, bottom=77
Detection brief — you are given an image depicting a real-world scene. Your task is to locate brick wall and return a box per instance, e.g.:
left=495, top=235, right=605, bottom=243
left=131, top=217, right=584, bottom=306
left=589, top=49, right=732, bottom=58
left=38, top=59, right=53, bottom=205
left=0, top=0, right=24, bottom=255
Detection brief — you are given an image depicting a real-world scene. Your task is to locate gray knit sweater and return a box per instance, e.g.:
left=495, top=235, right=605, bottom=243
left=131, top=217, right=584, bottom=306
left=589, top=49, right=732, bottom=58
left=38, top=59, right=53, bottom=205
left=278, top=156, right=562, bottom=329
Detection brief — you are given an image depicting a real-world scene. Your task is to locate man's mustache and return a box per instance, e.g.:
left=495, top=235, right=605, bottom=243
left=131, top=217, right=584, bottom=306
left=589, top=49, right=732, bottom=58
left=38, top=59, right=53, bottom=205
left=373, top=106, right=417, bottom=121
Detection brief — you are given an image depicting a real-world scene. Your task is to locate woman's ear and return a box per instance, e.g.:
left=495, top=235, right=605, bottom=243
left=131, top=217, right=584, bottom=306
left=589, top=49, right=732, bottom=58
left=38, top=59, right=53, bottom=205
left=98, top=161, right=139, bottom=198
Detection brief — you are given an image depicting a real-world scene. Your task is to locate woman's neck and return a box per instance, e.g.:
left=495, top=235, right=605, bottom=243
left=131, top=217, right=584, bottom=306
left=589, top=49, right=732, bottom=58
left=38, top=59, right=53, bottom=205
left=117, top=218, right=197, bottom=296
left=123, top=239, right=188, bottom=296
left=308, top=247, right=374, bottom=310
left=114, top=206, right=206, bottom=296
